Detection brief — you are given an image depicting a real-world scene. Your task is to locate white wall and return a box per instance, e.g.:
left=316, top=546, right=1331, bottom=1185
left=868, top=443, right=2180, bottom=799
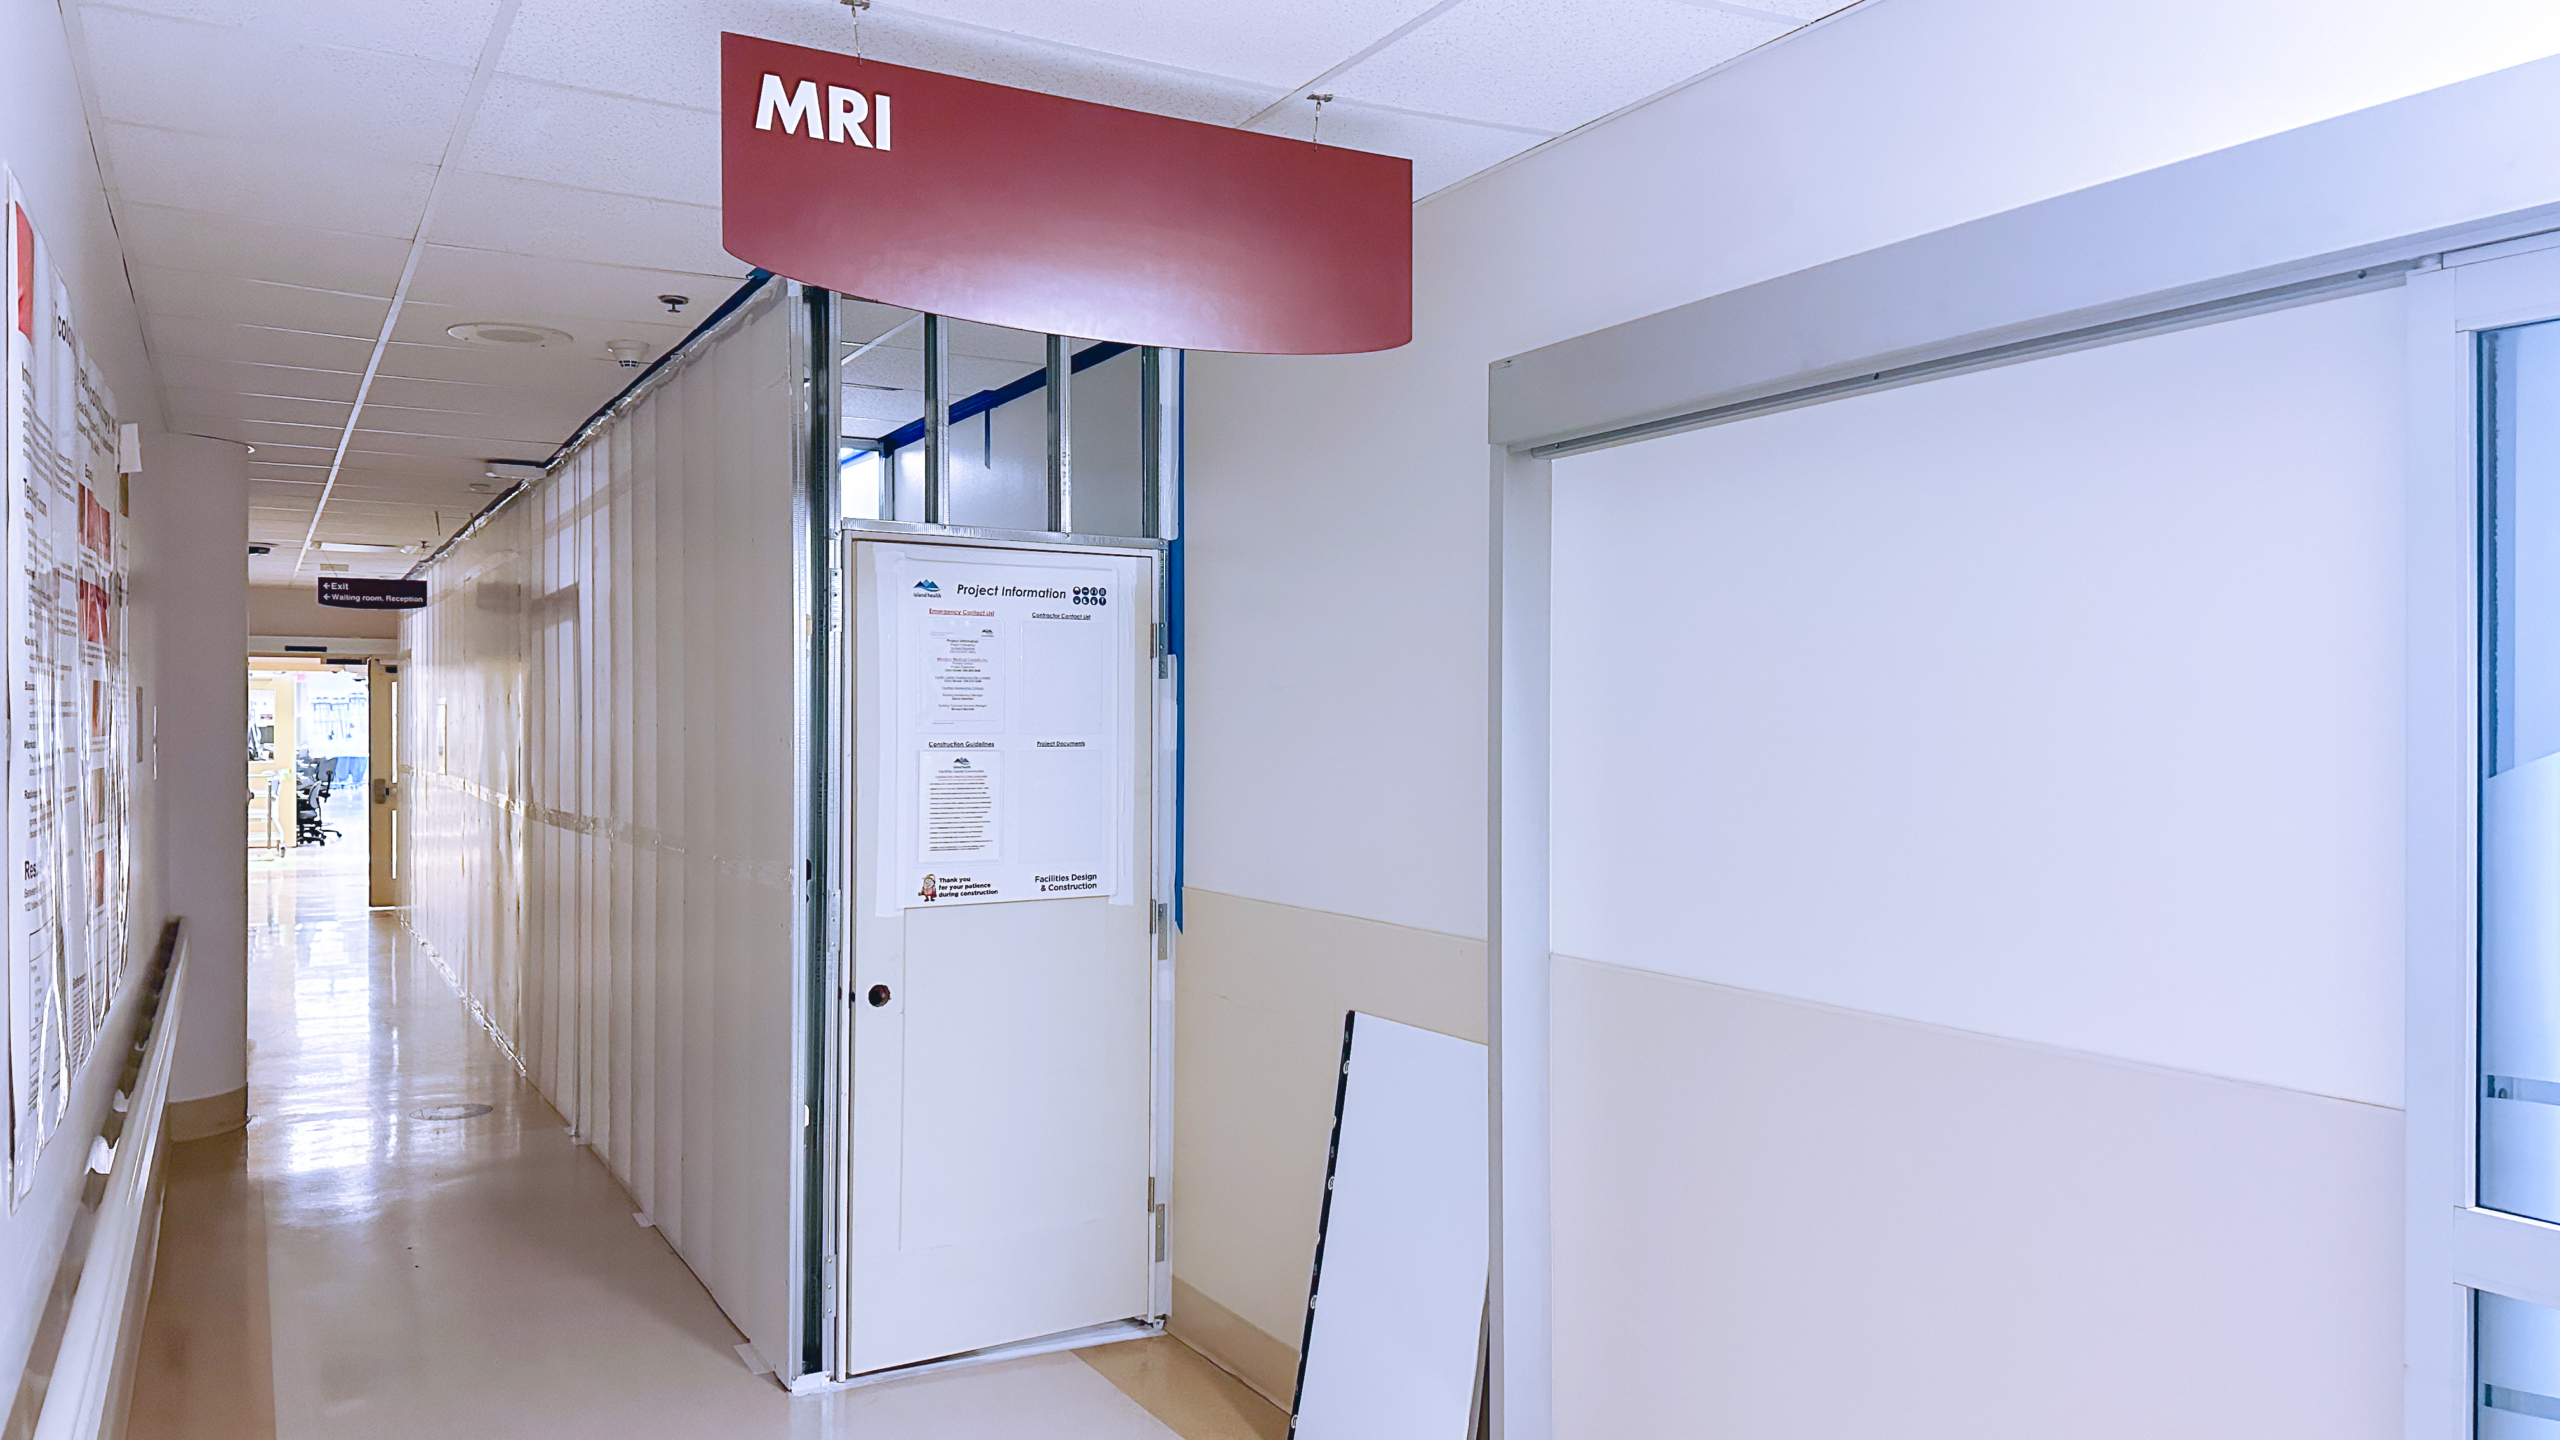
left=0, top=0, right=188, bottom=1397
left=1175, top=0, right=2560, bottom=1403
left=147, top=437, right=249, bottom=1114
left=1550, top=291, right=2409, bottom=1105
left=249, top=584, right=399, bottom=644
left=1541, top=293, right=2407, bottom=1432
left=1185, top=0, right=2560, bottom=941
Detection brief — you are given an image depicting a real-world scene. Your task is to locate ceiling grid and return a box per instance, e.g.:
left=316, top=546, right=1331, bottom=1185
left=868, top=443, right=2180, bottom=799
left=59, top=0, right=1863, bottom=585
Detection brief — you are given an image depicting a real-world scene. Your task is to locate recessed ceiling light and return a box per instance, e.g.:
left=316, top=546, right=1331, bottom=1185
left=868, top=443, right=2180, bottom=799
left=319, top=563, right=352, bottom=573
left=448, top=321, right=572, bottom=348
left=317, top=541, right=402, bottom=553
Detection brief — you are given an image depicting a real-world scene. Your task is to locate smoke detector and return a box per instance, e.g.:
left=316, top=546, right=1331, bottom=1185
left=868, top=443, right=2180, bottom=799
left=448, top=321, right=572, bottom=348
left=605, top=339, right=651, bottom=368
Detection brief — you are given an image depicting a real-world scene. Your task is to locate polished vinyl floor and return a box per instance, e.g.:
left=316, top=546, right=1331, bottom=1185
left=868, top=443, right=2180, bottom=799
left=129, top=817, right=1285, bottom=1438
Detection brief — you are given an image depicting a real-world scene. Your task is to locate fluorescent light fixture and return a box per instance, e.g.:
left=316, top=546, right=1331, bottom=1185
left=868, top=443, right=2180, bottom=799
left=317, top=542, right=402, bottom=554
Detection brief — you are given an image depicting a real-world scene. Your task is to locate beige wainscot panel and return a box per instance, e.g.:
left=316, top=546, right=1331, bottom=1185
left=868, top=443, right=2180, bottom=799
left=1167, top=887, right=1485, bottom=1405
left=1549, top=955, right=2403, bottom=1438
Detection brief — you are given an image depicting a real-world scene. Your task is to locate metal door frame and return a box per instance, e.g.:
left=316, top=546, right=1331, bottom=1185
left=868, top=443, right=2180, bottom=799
left=796, top=286, right=1182, bottom=1388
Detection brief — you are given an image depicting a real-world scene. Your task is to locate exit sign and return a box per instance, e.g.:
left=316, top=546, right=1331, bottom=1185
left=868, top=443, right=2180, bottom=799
left=317, top=577, right=426, bottom=610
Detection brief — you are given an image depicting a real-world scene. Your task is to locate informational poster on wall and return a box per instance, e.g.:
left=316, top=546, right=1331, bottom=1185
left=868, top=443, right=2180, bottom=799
left=872, top=545, right=1140, bottom=914
left=3, top=176, right=133, bottom=1205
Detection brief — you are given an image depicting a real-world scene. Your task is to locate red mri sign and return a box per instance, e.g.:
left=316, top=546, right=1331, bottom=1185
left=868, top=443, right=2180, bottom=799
left=719, top=34, right=1413, bottom=355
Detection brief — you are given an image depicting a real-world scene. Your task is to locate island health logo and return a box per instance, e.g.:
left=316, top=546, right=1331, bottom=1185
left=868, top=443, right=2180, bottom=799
left=913, top=579, right=940, bottom=596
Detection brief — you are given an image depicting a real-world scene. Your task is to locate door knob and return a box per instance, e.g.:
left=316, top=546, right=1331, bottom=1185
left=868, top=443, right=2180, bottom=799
left=867, top=984, right=892, bottom=1007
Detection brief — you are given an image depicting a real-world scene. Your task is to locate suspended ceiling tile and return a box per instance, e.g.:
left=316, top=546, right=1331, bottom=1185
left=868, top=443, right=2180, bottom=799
left=350, top=428, right=550, bottom=461
left=433, top=171, right=731, bottom=275
left=1243, top=101, right=1543, bottom=198
left=349, top=408, right=571, bottom=447
left=165, top=387, right=350, bottom=430
left=115, top=206, right=411, bottom=298
left=462, top=77, right=721, bottom=208
left=365, top=375, right=578, bottom=424
left=144, top=314, right=377, bottom=373
left=407, top=245, right=742, bottom=334
left=82, top=0, right=508, bottom=68
left=157, top=356, right=362, bottom=406
left=373, top=336, right=639, bottom=398
left=944, top=320, right=1050, bottom=365
left=81, top=8, right=472, bottom=166
left=106, top=123, right=436, bottom=238
left=501, top=0, right=1274, bottom=127
left=366, top=392, right=579, bottom=431
left=1715, top=0, right=1859, bottom=18
left=842, top=351, right=923, bottom=393
left=880, top=0, right=1448, bottom=90
left=323, top=478, right=496, bottom=506
left=841, top=301, right=920, bottom=345
left=334, top=445, right=505, bottom=478
left=1326, top=0, right=1787, bottom=133
left=846, top=17, right=1282, bottom=127
left=128, top=265, right=389, bottom=338
left=394, top=291, right=698, bottom=361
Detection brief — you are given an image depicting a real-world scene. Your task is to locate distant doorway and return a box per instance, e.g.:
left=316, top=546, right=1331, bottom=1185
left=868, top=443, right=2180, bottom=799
left=247, top=659, right=370, bottom=881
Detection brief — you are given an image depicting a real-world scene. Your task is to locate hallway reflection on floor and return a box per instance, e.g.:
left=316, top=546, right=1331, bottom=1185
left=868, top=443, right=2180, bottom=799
left=125, top=838, right=1274, bottom=1438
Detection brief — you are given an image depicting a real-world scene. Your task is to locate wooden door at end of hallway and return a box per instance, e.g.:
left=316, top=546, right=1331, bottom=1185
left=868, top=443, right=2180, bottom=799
left=368, top=660, right=400, bottom=907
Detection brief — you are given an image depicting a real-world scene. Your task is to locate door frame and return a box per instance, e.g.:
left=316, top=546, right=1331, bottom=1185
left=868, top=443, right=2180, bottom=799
left=367, top=658, right=399, bottom=906
left=822, top=523, right=1176, bottom=1386
left=2402, top=239, right=2560, bottom=1439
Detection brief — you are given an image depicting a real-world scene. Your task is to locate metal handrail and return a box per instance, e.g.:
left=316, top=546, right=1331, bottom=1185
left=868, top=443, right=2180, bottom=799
left=28, top=920, right=188, bottom=1440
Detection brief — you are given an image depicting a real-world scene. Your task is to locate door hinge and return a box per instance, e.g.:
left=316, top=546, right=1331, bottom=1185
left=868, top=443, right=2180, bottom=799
left=1149, top=1178, right=1166, bottom=1263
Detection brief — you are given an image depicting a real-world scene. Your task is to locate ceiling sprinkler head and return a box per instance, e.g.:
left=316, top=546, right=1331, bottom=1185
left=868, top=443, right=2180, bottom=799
left=606, top=339, right=650, bottom=369
left=659, top=294, right=690, bottom=314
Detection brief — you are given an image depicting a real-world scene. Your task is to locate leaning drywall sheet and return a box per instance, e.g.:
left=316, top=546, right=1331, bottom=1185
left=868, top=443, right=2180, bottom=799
left=1, top=174, right=131, bottom=1206
left=1292, top=1012, right=1487, bottom=1439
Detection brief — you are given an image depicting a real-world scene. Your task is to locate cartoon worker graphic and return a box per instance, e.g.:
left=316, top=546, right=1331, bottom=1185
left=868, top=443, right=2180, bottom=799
left=918, top=873, right=939, bottom=902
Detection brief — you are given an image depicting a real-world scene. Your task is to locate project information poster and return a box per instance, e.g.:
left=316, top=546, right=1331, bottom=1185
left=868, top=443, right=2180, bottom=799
left=873, top=546, right=1140, bottom=913
left=4, top=178, right=131, bottom=1205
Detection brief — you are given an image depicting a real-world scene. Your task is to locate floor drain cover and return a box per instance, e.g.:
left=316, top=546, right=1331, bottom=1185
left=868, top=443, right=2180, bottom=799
left=408, top=1103, right=492, bottom=1121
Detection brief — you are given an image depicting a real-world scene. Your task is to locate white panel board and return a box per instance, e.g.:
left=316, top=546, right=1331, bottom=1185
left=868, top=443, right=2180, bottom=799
left=1291, top=1013, right=1486, bottom=1439
left=400, top=284, right=804, bottom=1372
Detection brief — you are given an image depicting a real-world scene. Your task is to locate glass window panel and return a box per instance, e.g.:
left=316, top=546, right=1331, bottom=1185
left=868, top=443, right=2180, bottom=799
left=2480, top=320, right=2560, bottom=1221
left=2480, top=1291, right=2560, bottom=1436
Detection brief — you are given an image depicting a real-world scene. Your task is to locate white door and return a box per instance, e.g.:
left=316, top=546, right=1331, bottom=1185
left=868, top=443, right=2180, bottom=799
left=841, top=538, right=1159, bottom=1375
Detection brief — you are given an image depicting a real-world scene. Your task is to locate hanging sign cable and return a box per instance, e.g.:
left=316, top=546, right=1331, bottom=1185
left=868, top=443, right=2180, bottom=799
left=840, top=0, right=869, bottom=60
